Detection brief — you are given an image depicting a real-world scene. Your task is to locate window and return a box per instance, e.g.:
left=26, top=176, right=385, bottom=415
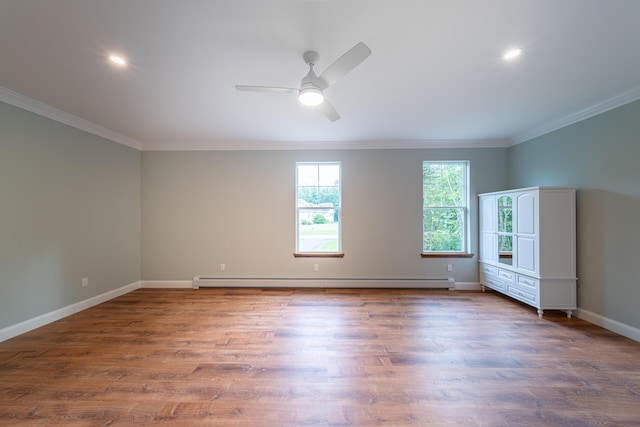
left=295, top=162, right=342, bottom=255
left=422, top=161, right=469, bottom=254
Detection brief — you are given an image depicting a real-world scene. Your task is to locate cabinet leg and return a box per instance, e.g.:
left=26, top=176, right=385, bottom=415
left=566, top=310, right=572, bottom=319
left=537, top=309, right=543, bottom=319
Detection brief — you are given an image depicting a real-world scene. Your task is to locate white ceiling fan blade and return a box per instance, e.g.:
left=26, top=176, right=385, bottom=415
left=319, top=42, right=372, bottom=87
left=235, top=85, right=298, bottom=94
left=317, top=100, right=340, bottom=121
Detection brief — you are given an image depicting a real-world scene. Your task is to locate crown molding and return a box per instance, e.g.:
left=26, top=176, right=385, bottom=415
left=9, top=80, right=638, bottom=152
left=0, top=86, right=142, bottom=150
left=511, top=85, right=640, bottom=145
left=142, top=138, right=512, bottom=151
left=0, top=87, right=509, bottom=151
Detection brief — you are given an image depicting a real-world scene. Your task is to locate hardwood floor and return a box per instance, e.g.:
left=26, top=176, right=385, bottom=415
left=1, top=288, right=639, bottom=426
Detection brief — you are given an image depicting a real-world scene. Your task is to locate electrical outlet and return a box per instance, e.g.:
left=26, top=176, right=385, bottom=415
left=313, top=264, right=319, bottom=272
left=447, top=264, right=453, bottom=272
left=82, top=277, right=89, bottom=287
left=220, top=263, right=226, bottom=271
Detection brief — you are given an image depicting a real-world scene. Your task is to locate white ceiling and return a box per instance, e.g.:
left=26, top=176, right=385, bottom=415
left=2, top=0, right=640, bottom=150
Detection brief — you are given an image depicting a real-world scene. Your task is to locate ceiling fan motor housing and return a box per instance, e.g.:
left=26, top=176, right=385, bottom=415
left=303, top=51, right=320, bottom=66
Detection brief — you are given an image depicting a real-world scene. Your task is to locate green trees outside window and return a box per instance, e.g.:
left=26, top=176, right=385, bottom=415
left=296, top=162, right=341, bottom=253
left=423, top=161, right=469, bottom=252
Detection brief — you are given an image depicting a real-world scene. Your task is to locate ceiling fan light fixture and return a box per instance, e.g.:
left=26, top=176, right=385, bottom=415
left=298, top=87, right=324, bottom=106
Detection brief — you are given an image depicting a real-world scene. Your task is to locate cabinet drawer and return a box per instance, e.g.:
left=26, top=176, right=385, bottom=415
left=497, top=268, right=515, bottom=283
left=484, top=276, right=505, bottom=292
left=481, top=264, right=497, bottom=276
left=516, top=275, right=539, bottom=292
left=507, top=283, right=537, bottom=304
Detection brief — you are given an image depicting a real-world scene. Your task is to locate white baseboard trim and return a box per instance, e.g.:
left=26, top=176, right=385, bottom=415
left=141, top=280, right=193, bottom=289
left=576, top=308, right=640, bottom=343
left=453, top=282, right=482, bottom=291
left=138, top=279, right=482, bottom=291
left=192, top=277, right=455, bottom=289
left=0, top=281, right=141, bottom=343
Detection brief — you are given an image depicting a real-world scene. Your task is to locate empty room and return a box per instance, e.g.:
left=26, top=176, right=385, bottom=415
left=1, top=1, right=640, bottom=425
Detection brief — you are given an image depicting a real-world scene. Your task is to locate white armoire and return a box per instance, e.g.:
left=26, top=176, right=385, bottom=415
left=478, top=187, right=576, bottom=318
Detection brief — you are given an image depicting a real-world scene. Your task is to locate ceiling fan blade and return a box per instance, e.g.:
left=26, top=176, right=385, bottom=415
left=235, top=85, right=298, bottom=94
left=317, top=100, right=340, bottom=121
left=319, top=42, right=372, bottom=87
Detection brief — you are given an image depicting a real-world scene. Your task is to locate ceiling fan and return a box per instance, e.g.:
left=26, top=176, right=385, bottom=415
left=235, top=42, right=372, bottom=121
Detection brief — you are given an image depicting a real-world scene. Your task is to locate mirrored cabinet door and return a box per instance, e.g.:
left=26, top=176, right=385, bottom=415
left=497, top=195, right=513, bottom=265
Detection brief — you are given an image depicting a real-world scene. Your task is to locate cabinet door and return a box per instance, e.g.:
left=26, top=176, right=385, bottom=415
left=497, top=195, right=513, bottom=266
left=515, top=191, right=538, bottom=274
left=479, top=195, right=497, bottom=263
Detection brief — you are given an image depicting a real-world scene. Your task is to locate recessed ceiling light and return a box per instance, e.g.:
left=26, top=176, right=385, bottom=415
left=108, top=54, right=127, bottom=66
left=503, top=48, right=522, bottom=61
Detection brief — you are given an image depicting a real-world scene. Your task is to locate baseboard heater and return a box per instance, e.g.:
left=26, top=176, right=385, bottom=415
left=192, top=277, right=454, bottom=290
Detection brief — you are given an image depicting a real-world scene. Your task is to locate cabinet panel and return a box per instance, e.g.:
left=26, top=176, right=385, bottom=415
left=480, top=232, right=496, bottom=263
left=539, top=190, right=576, bottom=278
left=516, top=192, right=536, bottom=235
left=480, top=196, right=495, bottom=232
left=516, top=236, right=536, bottom=273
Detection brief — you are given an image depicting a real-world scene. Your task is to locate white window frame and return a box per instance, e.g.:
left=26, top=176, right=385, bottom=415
left=295, top=162, right=342, bottom=255
left=422, top=160, right=470, bottom=254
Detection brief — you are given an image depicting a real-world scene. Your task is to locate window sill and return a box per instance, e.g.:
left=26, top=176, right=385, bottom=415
left=294, top=253, right=345, bottom=258
left=421, top=253, right=474, bottom=258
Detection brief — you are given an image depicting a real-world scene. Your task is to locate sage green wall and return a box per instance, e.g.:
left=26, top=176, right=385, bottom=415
left=142, top=148, right=508, bottom=283
left=509, top=99, right=640, bottom=330
left=0, top=101, right=141, bottom=330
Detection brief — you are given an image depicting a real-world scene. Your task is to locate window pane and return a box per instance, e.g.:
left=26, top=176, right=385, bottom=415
left=422, top=161, right=467, bottom=253
left=296, top=162, right=341, bottom=253
left=423, top=208, right=463, bottom=252
left=297, top=186, right=319, bottom=206
left=298, top=209, right=340, bottom=252
left=423, top=163, right=463, bottom=207
left=297, top=164, right=319, bottom=186
left=318, top=186, right=340, bottom=207
left=318, top=164, right=340, bottom=186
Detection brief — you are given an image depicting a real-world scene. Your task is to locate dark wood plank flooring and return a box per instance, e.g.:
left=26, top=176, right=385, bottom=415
left=1, top=288, right=639, bottom=426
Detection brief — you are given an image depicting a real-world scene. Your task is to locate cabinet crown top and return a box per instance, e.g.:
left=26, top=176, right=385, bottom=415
left=478, top=186, right=576, bottom=197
